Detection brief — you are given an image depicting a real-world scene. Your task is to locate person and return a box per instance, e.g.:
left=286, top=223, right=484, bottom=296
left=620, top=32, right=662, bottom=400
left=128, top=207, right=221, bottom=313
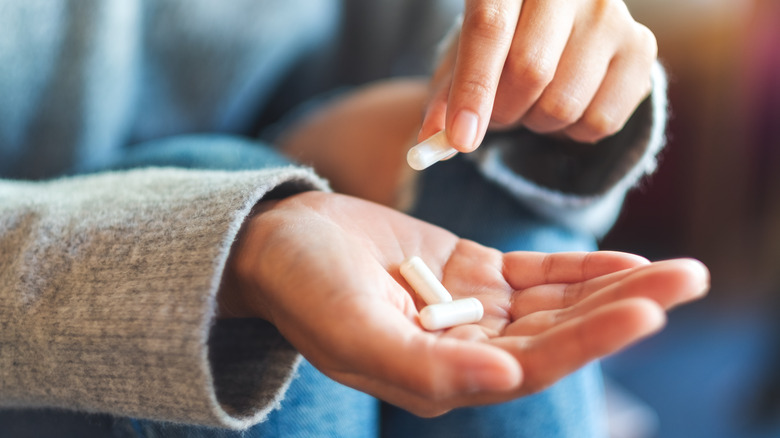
left=0, top=0, right=709, bottom=437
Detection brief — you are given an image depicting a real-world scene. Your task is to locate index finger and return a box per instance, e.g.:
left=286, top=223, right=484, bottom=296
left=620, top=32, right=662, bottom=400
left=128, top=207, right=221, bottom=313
left=502, top=251, right=650, bottom=290
left=494, top=297, right=666, bottom=395
left=446, top=0, right=521, bottom=152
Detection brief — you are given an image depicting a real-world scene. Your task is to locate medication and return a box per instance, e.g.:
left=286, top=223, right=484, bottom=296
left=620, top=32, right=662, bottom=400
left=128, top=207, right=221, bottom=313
left=419, top=297, right=484, bottom=331
left=406, top=131, right=458, bottom=170
left=399, top=256, right=452, bottom=305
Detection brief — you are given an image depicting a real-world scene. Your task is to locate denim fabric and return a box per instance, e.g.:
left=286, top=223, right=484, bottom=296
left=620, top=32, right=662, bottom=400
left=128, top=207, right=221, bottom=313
left=78, top=134, right=294, bottom=174
left=0, top=138, right=605, bottom=437
left=115, top=140, right=606, bottom=438
left=381, top=156, right=605, bottom=438
left=131, top=361, right=379, bottom=438
left=1, top=0, right=607, bottom=435
left=381, top=364, right=604, bottom=438
left=410, top=155, right=597, bottom=254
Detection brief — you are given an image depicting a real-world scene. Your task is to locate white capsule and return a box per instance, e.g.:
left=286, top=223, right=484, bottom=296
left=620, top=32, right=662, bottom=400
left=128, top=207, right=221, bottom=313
left=406, top=131, right=458, bottom=170
left=419, top=297, right=484, bottom=331
left=399, top=256, right=453, bottom=305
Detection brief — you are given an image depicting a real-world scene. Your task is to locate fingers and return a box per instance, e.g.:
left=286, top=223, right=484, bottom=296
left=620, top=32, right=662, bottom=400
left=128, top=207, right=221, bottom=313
left=361, top=295, right=671, bottom=412
left=418, top=78, right=451, bottom=142
left=324, top=301, right=522, bottom=416
left=426, top=0, right=657, bottom=147
left=518, top=0, right=653, bottom=140
left=571, top=258, right=710, bottom=311
left=519, top=14, right=616, bottom=135
left=502, top=250, right=649, bottom=291
left=444, top=0, right=522, bottom=151
left=491, top=0, right=574, bottom=127
left=509, top=265, right=640, bottom=316
left=492, top=297, right=666, bottom=394
left=509, top=257, right=708, bottom=315
left=563, top=24, right=657, bottom=142
left=506, top=258, right=710, bottom=336
left=418, top=24, right=458, bottom=142
left=517, top=0, right=654, bottom=141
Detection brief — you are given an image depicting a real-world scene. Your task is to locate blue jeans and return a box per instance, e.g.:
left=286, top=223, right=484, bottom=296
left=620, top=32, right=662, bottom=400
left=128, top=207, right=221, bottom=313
left=0, top=137, right=605, bottom=438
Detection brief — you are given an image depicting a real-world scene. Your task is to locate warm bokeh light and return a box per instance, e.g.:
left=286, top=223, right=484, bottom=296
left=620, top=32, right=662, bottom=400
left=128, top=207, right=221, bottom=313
left=601, top=1, right=780, bottom=437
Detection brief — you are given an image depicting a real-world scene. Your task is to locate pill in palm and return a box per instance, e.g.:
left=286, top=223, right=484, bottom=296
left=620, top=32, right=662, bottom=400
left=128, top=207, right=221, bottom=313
left=406, top=130, right=458, bottom=170
left=399, top=256, right=453, bottom=305
left=419, top=297, right=484, bottom=331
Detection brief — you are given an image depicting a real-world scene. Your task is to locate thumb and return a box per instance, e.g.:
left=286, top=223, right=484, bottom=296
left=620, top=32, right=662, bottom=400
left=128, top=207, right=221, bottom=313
left=418, top=78, right=451, bottom=143
left=347, top=309, right=523, bottom=398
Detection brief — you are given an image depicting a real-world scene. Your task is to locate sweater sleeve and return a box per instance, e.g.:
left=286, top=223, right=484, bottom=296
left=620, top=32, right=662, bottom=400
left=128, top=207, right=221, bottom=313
left=427, top=15, right=669, bottom=238
left=470, top=61, right=669, bottom=238
left=0, top=166, right=328, bottom=429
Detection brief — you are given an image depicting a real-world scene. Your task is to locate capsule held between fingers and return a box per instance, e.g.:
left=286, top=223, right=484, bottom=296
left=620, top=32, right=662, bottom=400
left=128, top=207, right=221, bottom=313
left=407, top=131, right=458, bottom=170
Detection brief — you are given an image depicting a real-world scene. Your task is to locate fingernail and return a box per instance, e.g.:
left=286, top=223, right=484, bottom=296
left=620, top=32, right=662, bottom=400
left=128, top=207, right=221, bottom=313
left=685, top=259, right=711, bottom=297
left=450, top=110, right=479, bottom=151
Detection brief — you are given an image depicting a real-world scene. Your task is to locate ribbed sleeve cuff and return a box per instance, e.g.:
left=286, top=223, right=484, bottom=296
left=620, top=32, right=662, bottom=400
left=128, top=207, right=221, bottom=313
left=469, top=61, right=669, bottom=237
left=0, top=166, right=328, bottom=429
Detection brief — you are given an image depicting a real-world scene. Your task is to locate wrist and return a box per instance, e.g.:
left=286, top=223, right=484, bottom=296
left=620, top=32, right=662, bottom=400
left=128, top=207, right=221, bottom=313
left=216, top=199, right=279, bottom=321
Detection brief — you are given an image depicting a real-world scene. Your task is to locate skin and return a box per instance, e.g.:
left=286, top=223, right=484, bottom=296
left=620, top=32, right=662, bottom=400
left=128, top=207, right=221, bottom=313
left=420, top=0, right=658, bottom=149
left=219, top=191, right=709, bottom=416
left=218, top=0, right=700, bottom=417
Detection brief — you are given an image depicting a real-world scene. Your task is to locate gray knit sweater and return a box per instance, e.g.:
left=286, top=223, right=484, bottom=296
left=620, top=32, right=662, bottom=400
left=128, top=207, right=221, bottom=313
left=1, top=167, right=328, bottom=429
left=0, top=0, right=667, bottom=430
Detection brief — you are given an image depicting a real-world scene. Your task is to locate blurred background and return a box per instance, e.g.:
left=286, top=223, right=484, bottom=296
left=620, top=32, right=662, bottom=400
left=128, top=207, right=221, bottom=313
left=600, top=0, right=780, bottom=437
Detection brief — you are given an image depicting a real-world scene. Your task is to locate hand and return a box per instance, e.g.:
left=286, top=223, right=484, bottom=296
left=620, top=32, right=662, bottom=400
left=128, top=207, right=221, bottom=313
left=219, top=191, right=708, bottom=416
left=420, top=0, right=658, bottom=149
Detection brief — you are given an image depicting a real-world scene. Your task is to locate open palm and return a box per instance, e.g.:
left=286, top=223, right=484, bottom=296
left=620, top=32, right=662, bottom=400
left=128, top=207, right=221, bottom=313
left=223, top=191, right=708, bottom=416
